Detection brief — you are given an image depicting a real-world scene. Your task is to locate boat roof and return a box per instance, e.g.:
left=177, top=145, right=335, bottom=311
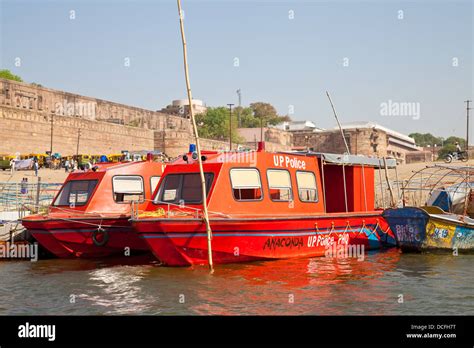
left=283, top=151, right=397, bottom=168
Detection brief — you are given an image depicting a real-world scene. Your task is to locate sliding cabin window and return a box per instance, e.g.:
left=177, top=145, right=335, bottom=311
left=296, top=171, right=318, bottom=202
left=267, top=169, right=292, bottom=202
left=53, top=180, right=98, bottom=206
left=230, top=168, right=263, bottom=201
left=156, top=173, right=214, bottom=204
left=150, top=176, right=161, bottom=195
left=112, top=176, right=144, bottom=203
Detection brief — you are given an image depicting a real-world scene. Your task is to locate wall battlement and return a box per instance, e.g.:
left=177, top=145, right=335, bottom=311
left=0, top=78, right=231, bottom=158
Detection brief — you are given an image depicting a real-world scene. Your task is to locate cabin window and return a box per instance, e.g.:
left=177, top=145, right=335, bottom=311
left=267, top=169, right=292, bottom=202
left=156, top=173, right=214, bottom=204
left=112, top=176, right=144, bottom=203
left=150, top=176, right=161, bottom=195
left=53, top=180, right=98, bottom=206
left=230, top=168, right=263, bottom=201
left=296, top=171, right=318, bottom=202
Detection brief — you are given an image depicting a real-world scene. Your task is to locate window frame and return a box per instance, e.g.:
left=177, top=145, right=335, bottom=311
left=150, top=175, right=161, bottom=196
left=111, top=175, right=145, bottom=204
left=229, top=167, right=264, bottom=202
left=52, top=179, right=99, bottom=207
left=266, top=168, right=293, bottom=202
left=295, top=170, right=319, bottom=203
left=155, top=172, right=214, bottom=205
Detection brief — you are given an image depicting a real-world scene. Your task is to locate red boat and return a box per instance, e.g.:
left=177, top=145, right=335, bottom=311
left=131, top=145, right=397, bottom=266
left=22, top=160, right=165, bottom=258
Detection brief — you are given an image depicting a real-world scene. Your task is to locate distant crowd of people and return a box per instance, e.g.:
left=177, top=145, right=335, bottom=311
left=9, top=157, right=39, bottom=176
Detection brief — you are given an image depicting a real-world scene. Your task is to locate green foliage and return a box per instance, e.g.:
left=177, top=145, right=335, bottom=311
left=195, top=107, right=243, bottom=143
left=196, top=102, right=291, bottom=143
left=408, top=133, right=443, bottom=147
left=437, top=136, right=466, bottom=159
left=249, top=102, right=291, bottom=126
left=0, top=69, right=23, bottom=82
left=409, top=132, right=466, bottom=160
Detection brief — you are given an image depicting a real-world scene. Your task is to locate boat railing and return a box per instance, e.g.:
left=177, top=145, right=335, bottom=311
left=0, top=181, right=62, bottom=216
left=131, top=198, right=231, bottom=220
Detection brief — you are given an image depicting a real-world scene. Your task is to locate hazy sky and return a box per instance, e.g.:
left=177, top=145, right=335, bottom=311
left=1, top=0, right=472, bottom=140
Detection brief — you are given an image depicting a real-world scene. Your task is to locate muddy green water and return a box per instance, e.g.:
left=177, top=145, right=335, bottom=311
left=0, top=249, right=472, bottom=315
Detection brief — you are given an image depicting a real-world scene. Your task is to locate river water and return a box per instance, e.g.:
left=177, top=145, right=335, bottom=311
left=0, top=249, right=472, bottom=315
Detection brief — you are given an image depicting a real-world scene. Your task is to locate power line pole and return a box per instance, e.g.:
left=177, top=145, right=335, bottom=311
left=236, top=89, right=242, bottom=127
left=466, top=99, right=472, bottom=153
left=50, top=115, right=54, bottom=157
left=76, top=128, right=81, bottom=157
left=227, top=103, right=234, bottom=150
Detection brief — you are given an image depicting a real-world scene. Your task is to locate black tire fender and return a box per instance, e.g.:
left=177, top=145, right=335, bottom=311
left=92, top=227, right=109, bottom=247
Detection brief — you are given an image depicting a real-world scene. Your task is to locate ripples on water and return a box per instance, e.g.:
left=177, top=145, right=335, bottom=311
left=0, top=250, right=472, bottom=315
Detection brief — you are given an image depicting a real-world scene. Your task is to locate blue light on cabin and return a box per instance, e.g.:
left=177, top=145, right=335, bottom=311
left=189, top=144, right=196, bottom=153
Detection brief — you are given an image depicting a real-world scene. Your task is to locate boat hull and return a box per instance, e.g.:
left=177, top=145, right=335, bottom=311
left=133, top=213, right=396, bottom=266
left=23, top=217, right=149, bottom=258
left=383, top=207, right=474, bottom=252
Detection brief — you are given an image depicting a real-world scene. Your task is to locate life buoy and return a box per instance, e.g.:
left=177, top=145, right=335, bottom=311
left=92, top=227, right=109, bottom=247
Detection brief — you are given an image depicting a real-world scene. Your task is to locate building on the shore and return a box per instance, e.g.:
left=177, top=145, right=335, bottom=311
left=291, top=121, right=422, bottom=164
left=275, top=120, right=324, bottom=132
left=159, top=99, right=207, bottom=118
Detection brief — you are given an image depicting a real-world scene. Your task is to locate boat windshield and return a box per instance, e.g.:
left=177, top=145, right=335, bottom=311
left=154, top=173, right=214, bottom=205
left=53, top=180, right=98, bottom=207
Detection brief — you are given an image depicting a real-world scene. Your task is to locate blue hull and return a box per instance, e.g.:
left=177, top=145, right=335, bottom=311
left=383, top=207, right=474, bottom=252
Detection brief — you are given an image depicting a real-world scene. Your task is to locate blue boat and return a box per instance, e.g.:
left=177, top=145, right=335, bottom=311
left=383, top=206, right=474, bottom=252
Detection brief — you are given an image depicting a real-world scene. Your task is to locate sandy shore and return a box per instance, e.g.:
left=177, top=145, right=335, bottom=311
left=0, top=168, right=69, bottom=184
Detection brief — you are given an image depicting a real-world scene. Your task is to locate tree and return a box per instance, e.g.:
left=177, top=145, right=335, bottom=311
left=409, top=132, right=467, bottom=160
left=238, top=106, right=260, bottom=128
left=195, top=107, right=243, bottom=143
left=409, top=132, right=443, bottom=147
left=0, top=69, right=23, bottom=82
left=249, top=102, right=290, bottom=126
left=437, top=136, right=466, bottom=159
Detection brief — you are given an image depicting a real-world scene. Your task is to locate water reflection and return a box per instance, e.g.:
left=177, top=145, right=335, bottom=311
left=78, top=266, right=155, bottom=314
left=189, top=249, right=402, bottom=315
left=0, top=249, right=473, bottom=315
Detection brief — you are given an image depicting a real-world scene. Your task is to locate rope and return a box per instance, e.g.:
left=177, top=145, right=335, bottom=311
left=358, top=220, right=366, bottom=236
left=328, top=221, right=335, bottom=236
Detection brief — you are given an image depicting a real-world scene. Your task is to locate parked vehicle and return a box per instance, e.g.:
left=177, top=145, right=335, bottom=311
left=0, top=154, right=16, bottom=170
left=444, top=151, right=468, bottom=163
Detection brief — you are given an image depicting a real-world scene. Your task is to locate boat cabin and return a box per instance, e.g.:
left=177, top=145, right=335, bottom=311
left=50, top=160, right=165, bottom=216
left=149, top=147, right=395, bottom=216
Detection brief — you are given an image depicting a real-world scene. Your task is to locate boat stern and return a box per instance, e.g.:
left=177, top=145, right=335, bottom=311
left=382, top=207, right=430, bottom=251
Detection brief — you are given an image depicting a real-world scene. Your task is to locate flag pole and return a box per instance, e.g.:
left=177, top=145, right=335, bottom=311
left=177, top=0, right=214, bottom=272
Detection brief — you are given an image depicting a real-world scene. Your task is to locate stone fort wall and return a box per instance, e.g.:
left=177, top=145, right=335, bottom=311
left=0, top=106, right=156, bottom=155
left=0, top=78, right=235, bottom=158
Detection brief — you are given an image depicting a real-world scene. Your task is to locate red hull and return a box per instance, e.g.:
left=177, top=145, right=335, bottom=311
left=133, top=213, right=396, bottom=266
left=23, top=217, right=148, bottom=258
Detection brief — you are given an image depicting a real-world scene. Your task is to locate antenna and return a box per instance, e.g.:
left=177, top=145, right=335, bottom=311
left=236, top=89, right=242, bottom=127
left=326, top=91, right=350, bottom=155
